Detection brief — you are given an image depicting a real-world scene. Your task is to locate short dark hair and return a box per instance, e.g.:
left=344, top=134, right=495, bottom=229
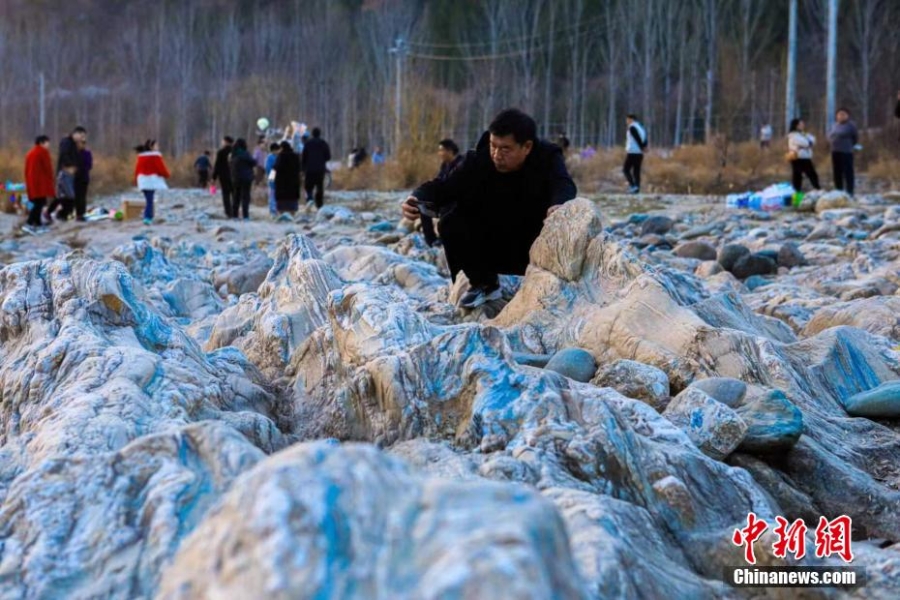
left=789, top=118, right=802, bottom=132
left=35, top=135, right=50, bottom=145
left=438, top=139, right=459, bottom=155
left=489, top=109, right=536, bottom=145
left=279, top=140, right=292, bottom=152
left=234, top=138, right=247, bottom=151
left=204, top=150, right=211, bottom=155
left=269, top=142, right=280, bottom=151
left=627, top=114, right=639, bottom=121
left=836, top=107, right=851, bottom=116
left=73, top=126, right=87, bottom=134
left=312, top=127, right=321, bottom=138
left=223, top=136, right=234, bottom=144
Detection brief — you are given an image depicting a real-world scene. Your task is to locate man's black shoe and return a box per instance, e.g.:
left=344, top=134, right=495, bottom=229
left=459, top=284, right=502, bottom=309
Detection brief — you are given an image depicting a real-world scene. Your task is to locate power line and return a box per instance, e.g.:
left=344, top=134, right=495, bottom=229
left=407, top=15, right=605, bottom=51
left=406, top=21, right=605, bottom=62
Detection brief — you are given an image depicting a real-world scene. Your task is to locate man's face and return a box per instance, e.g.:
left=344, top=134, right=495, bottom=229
left=836, top=110, right=849, bottom=123
left=626, top=118, right=634, bottom=126
left=40, top=140, right=51, bottom=149
left=222, top=139, right=231, bottom=148
left=74, top=131, right=86, bottom=143
left=437, top=146, right=454, bottom=164
left=489, top=133, right=532, bottom=173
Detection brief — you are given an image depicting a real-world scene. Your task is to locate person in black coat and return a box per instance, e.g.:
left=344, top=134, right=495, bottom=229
left=229, top=138, right=257, bottom=220
left=301, top=127, right=331, bottom=208
left=420, top=139, right=463, bottom=247
left=212, top=136, right=234, bottom=217
left=895, top=91, right=900, bottom=141
left=274, top=141, right=301, bottom=215
left=402, top=109, right=576, bottom=309
left=57, top=126, right=88, bottom=220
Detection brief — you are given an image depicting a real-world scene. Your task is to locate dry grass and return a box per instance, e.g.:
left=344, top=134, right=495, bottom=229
left=2, top=138, right=898, bottom=199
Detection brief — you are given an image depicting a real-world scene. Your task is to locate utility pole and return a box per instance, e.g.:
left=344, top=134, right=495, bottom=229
left=39, top=72, right=45, bottom=130
left=784, top=0, right=797, bottom=133
left=389, top=37, right=406, bottom=155
left=825, top=0, right=839, bottom=129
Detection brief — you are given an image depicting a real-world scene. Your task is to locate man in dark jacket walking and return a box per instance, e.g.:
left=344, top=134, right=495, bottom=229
left=301, top=127, right=331, bottom=208
left=212, top=136, right=235, bottom=218
left=57, top=126, right=88, bottom=220
left=420, top=139, right=464, bottom=247
left=895, top=91, right=900, bottom=141
left=229, top=138, right=257, bottom=220
left=401, top=109, right=577, bottom=308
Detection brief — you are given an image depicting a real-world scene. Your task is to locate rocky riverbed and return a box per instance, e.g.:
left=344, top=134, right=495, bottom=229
left=1, top=187, right=899, bottom=598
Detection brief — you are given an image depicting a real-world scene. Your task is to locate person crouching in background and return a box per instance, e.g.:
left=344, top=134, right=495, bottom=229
left=133, top=140, right=171, bottom=226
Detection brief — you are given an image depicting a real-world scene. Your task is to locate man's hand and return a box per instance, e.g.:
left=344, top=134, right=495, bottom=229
left=546, top=205, right=562, bottom=218
left=401, top=195, right=421, bottom=220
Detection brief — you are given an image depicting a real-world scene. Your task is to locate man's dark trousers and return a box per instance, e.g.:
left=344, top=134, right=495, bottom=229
left=623, top=153, right=643, bottom=189
left=305, top=171, right=326, bottom=208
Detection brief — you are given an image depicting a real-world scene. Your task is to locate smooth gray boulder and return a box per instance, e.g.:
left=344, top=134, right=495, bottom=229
left=842, top=381, right=900, bottom=418
left=717, top=244, right=749, bottom=272
left=776, top=242, right=806, bottom=268
left=640, top=215, right=675, bottom=236
left=730, top=253, right=777, bottom=279
left=674, top=241, right=717, bottom=261
left=545, top=348, right=598, bottom=383
left=690, top=377, right=748, bottom=407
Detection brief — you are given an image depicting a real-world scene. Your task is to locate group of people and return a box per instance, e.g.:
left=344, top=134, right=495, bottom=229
left=23, top=126, right=93, bottom=234
left=786, top=108, right=860, bottom=195
left=202, top=128, right=332, bottom=221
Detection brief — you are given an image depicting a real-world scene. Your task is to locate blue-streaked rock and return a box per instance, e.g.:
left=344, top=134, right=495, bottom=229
left=663, top=388, right=747, bottom=460
left=842, top=381, right=900, bottom=418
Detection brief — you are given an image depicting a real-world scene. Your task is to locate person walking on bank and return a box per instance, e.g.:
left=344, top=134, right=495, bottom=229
left=133, top=140, right=171, bottom=226
left=265, top=142, right=280, bottom=218
left=894, top=91, right=900, bottom=141
left=829, top=108, right=859, bottom=196
left=229, top=138, right=256, bottom=221
left=23, top=135, right=55, bottom=235
left=401, top=109, right=576, bottom=309
left=623, top=114, right=648, bottom=194
left=274, top=141, right=301, bottom=219
left=787, top=119, right=820, bottom=192
left=420, top=139, right=463, bottom=248
left=212, top=136, right=234, bottom=218
left=301, top=127, right=331, bottom=208
left=194, top=150, right=212, bottom=188
left=58, top=126, right=88, bottom=220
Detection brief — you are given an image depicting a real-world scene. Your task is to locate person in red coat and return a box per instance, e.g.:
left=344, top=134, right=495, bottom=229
left=23, top=135, right=55, bottom=233
left=133, top=139, right=171, bottom=225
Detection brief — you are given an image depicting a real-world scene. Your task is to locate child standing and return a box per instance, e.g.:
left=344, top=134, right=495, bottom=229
left=46, top=162, right=77, bottom=224
left=133, top=140, right=171, bottom=225
left=265, top=142, right=280, bottom=217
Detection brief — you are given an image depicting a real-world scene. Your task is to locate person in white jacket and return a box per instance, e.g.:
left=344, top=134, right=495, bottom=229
left=623, top=114, right=647, bottom=194
left=787, top=118, right=820, bottom=193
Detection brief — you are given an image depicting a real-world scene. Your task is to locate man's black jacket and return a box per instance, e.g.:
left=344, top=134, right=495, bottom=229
left=213, top=146, right=233, bottom=185
left=301, top=137, right=331, bottom=174
left=413, top=131, right=576, bottom=232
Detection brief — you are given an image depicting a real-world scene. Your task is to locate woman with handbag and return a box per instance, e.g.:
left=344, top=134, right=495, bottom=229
left=787, top=119, right=820, bottom=192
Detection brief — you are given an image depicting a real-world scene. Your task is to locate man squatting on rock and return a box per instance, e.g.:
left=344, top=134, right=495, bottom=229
left=401, top=109, right=577, bottom=309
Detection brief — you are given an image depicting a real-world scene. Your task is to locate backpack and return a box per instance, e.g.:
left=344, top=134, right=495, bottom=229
left=630, top=125, right=648, bottom=150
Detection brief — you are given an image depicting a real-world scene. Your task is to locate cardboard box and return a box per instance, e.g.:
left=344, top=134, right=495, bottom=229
left=121, top=198, right=146, bottom=220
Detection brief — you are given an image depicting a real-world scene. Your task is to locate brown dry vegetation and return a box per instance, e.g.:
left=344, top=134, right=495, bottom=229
left=2, top=136, right=898, bottom=199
